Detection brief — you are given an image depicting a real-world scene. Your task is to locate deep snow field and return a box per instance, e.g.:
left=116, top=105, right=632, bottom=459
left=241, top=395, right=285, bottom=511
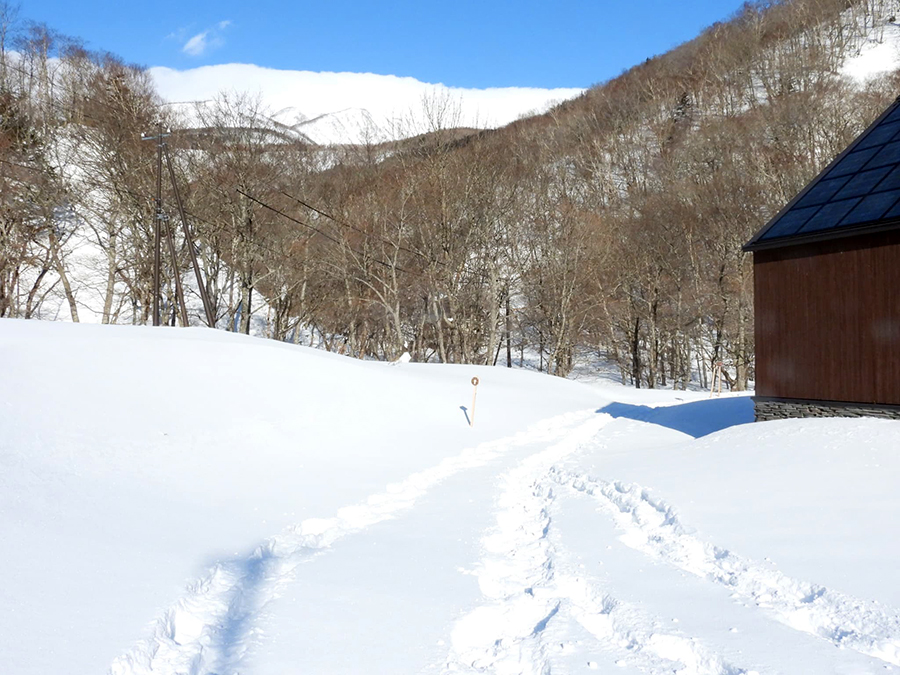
left=2, top=319, right=900, bottom=675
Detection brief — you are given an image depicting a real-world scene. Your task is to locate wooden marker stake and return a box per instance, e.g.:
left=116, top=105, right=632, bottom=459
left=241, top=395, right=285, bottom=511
left=470, top=376, right=479, bottom=427
left=709, top=361, right=724, bottom=398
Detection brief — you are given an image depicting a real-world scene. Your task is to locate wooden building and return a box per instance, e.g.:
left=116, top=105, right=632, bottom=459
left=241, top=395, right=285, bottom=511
left=744, top=98, right=900, bottom=421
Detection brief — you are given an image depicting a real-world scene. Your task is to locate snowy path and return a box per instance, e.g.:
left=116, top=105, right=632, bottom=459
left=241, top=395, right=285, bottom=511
left=551, top=467, right=900, bottom=667
left=109, top=410, right=598, bottom=675
left=443, top=414, right=746, bottom=675
left=443, top=413, right=900, bottom=674
left=104, top=393, right=900, bottom=674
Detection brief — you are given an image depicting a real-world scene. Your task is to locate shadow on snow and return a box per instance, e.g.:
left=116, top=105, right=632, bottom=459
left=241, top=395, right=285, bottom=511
left=598, top=396, right=754, bottom=438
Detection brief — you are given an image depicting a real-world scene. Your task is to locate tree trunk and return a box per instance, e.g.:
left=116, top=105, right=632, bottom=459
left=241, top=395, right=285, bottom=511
left=49, top=231, right=79, bottom=323
left=101, top=229, right=117, bottom=324
left=631, top=316, right=641, bottom=389
left=239, top=274, right=252, bottom=334
left=505, top=290, right=512, bottom=368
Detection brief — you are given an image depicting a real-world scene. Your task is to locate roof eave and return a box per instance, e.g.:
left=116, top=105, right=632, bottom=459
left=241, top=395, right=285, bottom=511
left=743, top=216, right=900, bottom=252
left=743, top=95, right=900, bottom=252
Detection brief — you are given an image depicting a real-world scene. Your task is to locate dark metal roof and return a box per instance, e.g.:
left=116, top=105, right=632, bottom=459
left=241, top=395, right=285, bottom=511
left=744, top=96, right=900, bottom=252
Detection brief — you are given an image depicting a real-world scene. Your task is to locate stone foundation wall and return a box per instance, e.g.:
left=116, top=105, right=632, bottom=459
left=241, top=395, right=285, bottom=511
left=754, top=397, right=900, bottom=422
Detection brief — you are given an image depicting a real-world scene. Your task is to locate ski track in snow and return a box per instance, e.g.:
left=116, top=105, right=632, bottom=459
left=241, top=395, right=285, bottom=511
left=108, top=409, right=598, bottom=675
left=444, top=414, right=747, bottom=675
left=550, top=467, right=900, bottom=667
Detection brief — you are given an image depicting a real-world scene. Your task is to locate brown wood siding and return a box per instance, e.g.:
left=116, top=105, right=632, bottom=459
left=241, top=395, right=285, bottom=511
left=754, top=229, right=900, bottom=404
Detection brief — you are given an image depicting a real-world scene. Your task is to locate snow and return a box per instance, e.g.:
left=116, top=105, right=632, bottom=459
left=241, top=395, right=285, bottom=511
left=149, top=64, right=584, bottom=145
left=841, top=22, right=900, bottom=82
left=2, top=318, right=900, bottom=674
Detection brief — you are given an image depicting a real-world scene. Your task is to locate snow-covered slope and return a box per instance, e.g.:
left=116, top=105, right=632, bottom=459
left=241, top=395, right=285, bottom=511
left=842, top=20, right=900, bottom=81
left=0, top=319, right=601, bottom=674
left=2, top=319, right=900, bottom=674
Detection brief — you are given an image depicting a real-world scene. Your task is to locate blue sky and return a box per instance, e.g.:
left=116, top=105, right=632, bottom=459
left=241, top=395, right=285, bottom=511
left=22, top=0, right=747, bottom=89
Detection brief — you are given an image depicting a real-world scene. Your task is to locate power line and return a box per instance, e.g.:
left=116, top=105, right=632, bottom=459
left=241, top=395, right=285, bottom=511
left=0, top=55, right=429, bottom=285
left=55, top=172, right=294, bottom=263
left=2, top=155, right=424, bottom=282
left=75, top=183, right=311, bottom=292
left=237, top=188, right=418, bottom=277
left=280, top=190, right=446, bottom=268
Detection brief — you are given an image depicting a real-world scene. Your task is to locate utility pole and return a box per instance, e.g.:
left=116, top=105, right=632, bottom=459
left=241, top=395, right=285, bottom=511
left=142, top=125, right=170, bottom=327
left=142, top=125, right=217, bottom=328
left=162, top=207, right=190, bottom=326
left=163, top=144, right=216, bottom=327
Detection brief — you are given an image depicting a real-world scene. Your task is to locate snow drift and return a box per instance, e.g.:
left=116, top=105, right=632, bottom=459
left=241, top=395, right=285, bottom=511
left=2, top=319, right=899, bottom=674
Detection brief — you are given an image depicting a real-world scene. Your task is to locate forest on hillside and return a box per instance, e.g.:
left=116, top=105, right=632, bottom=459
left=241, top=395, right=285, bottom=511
left=1, top=0, right=898, bottom=388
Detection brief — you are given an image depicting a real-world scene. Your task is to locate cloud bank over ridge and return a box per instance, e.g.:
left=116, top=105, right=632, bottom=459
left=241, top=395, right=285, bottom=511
left=149, top=63, right=585, bottom=144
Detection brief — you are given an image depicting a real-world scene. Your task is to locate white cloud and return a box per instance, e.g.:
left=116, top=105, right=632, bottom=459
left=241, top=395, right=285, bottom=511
left=180, top=20, right=231, bottom=57
left=149, top=63, right=585, bottom=144
left=182, top=31, right=210, bottom=56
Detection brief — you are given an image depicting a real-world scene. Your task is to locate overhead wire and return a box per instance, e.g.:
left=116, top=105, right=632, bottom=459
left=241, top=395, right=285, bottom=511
left=237, top=188, right=419, bottom=277
left=0, top=56, right=433, bottom=282
left=279, top=190, right=447, bottom=268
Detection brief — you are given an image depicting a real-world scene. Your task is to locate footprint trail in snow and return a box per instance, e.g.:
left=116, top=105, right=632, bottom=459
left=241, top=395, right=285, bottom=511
left=444, top=413, right=747, bottom=675
left=108, top=410, right=597, bottom=675
left=551, top=467, right=900, bottom=667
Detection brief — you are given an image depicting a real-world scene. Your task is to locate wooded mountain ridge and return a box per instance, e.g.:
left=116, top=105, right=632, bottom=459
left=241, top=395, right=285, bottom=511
left=1, top=0, right=897, bottom=389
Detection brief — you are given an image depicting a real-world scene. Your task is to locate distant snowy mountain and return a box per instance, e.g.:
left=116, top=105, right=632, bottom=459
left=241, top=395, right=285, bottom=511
left=149, top=64, right=585, bottom=145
